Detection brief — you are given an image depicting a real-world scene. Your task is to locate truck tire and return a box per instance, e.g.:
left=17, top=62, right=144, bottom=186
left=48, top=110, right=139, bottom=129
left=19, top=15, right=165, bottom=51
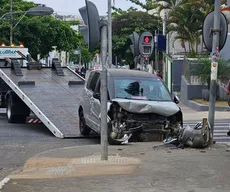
left=6, top=93, right=28, bottom=124
left=6, top=97, right=17, bottom=123
left=79, top=111, right=91, bottom=136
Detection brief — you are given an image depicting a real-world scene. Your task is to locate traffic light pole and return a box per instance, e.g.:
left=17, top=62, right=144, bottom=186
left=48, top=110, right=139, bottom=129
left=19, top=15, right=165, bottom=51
left=208, top=0, right=221, bottom=145
left=100, top=21, right=108, bottom=160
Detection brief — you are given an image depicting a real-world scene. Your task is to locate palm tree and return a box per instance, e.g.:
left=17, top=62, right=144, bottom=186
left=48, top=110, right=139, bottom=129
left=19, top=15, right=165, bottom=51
left=154, top=0, right=226, bottom=55
left=166, top=3, right=203, bottom=55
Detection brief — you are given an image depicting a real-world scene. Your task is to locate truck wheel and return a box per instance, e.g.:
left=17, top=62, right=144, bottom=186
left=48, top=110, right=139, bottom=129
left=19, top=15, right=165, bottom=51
left=6, top=97, right=27, bottom=124
left=6, top=98, right=17, bottom=123
left=79, top=111, right=91, bottom=136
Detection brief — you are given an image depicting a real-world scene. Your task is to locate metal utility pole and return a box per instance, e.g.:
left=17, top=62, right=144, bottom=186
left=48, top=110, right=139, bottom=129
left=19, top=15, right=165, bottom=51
left=79, top=46, right=82, bottom=66
left=140, top=57, right=144, bottom=71
left=10, top=0, right=13, bottom=44
left=208, top=0, right=221, bottom=145
left=108, top=0, right=112, bottom=68
left=100, top=22, right=108, bottom=160
left=162, top=11, right=166, bottom=36
left=154, top=30, right=158, bottom=71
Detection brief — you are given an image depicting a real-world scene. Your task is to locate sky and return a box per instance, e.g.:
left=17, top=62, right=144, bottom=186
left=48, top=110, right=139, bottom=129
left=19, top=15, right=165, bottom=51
left=29, top=0, right=144, bottom=16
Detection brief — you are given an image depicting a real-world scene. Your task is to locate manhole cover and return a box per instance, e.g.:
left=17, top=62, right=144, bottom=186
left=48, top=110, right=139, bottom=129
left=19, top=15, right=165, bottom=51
left=48, top=166, right=70, bottom=176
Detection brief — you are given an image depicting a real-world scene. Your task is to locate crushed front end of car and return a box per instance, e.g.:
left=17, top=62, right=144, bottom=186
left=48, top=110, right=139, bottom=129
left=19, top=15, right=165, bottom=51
left=107, top=98, right=183, bottom=143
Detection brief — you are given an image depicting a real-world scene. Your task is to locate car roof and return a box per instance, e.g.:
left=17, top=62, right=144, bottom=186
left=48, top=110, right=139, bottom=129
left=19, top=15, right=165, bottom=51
left=106, top=68, right=159, bottom=78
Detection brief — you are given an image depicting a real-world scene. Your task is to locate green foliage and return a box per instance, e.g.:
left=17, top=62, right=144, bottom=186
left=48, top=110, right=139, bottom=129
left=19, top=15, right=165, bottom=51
left=127, top=0, right=226, bottom=56
left=191, top=57, right=230, bottom=85
left=0, top=0, right=86, bottom=59
left=127, top=0, right=159, bottom=12
left=112, top=10, right=159, bottom=65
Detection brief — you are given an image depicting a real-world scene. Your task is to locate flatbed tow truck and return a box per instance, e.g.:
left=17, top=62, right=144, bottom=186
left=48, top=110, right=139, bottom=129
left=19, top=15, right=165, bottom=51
left=0, top=45, right=85, bottom=138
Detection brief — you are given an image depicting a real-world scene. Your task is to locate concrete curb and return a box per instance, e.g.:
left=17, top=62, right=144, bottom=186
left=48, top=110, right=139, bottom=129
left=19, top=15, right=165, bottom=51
left=186, top=100, right=230, bottom=112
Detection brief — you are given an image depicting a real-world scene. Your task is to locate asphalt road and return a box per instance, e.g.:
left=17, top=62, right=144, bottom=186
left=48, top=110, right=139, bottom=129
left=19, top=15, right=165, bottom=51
left=0, top=109, right=99, bottom=181
left=1, top=107, right=230, bottom=183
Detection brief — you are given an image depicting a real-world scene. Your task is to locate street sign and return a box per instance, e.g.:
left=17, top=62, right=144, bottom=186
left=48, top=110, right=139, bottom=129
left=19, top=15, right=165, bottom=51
left=74, top=50, right=80, bottom=55
left=93, top=65, right=101, bottom=70
left=203, top=11, right=228, bottom=52
left=0, top=47, right=28, bottom=58
left=157, top=34, right=166, bottom=51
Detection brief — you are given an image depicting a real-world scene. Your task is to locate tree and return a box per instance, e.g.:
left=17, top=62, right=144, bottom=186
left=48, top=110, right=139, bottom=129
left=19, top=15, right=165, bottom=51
left=166, top=3, right=204, bottom=56
left=0, top=0, right=83, bottom=59
left=127, top=0, right=160, bottom=12
left=191, top=57, right=230, bottom=90
left=112, top=10, right=160, bottom=65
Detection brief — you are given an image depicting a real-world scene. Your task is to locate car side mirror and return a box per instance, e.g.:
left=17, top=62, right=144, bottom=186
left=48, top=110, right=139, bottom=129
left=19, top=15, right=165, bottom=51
left=93, top=92, right=100, bottom=100
left=174, top=94, right=180, bottom=104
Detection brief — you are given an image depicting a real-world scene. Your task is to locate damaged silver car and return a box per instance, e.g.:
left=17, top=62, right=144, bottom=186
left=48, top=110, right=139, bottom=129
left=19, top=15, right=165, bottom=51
left=78, top=69, right=183, bottom=145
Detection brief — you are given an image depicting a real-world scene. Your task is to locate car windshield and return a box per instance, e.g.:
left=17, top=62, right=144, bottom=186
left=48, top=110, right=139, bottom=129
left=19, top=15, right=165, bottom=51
left=114, top=77, right=172, bottom=101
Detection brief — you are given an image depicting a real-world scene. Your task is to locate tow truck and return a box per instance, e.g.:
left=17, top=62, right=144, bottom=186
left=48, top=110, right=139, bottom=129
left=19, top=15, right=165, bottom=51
left=0, top=44, right=85, bottom=138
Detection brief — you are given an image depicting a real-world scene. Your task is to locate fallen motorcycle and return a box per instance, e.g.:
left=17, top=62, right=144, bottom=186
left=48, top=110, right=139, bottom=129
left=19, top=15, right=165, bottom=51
left=164, top=118, right=211, bottom=148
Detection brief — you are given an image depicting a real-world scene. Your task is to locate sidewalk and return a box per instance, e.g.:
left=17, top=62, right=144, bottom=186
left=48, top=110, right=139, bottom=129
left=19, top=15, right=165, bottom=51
left=2, top=142, right=230, bottom=192
left=179, top=103, right=230, bottom=121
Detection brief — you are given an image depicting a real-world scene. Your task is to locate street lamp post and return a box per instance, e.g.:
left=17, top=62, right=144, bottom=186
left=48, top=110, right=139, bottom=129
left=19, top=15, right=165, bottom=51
left=0, top=6, right=54, bottom=44
left=10, top=0, right=13, bottom=44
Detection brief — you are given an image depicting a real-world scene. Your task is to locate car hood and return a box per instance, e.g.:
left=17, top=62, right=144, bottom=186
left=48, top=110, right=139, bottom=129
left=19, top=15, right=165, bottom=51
left=111, top=98, right=180, bottom=116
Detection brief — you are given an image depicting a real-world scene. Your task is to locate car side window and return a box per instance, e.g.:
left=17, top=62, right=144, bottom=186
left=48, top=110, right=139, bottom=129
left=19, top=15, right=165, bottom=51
left=86, top=72, right=94, bottom=89
left=88, top=72, right=100, bottom=92
left=94, top=78, right=101, bottom=94
left=94, top=78, right=110, bottom=100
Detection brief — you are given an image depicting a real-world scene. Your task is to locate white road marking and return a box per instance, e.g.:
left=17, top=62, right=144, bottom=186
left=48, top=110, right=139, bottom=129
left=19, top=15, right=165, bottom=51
left=0, top=177, right=10, bottom=190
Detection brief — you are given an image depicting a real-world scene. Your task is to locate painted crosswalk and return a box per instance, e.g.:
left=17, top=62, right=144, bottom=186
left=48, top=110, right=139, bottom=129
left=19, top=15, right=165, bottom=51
left=184, top=120, right=230, bottom=145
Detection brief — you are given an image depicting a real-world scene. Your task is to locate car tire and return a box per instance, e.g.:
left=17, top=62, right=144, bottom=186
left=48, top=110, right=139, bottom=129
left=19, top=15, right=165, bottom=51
left=79, top=111, right=91, bottom=136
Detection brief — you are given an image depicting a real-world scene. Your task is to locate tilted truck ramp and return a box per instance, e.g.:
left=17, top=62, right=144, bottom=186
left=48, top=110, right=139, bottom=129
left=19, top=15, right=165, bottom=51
left=0, top=67, right=85, bottom=138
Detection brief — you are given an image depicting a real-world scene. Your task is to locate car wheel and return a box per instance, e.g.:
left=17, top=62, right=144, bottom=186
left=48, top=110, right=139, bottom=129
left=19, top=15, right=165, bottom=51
left=79, top=111, right=91, bottom=136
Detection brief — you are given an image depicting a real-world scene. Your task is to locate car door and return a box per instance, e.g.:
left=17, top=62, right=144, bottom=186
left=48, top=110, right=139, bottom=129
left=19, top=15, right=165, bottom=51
left=91, top=77, right=101, bottom=131
left=83, top=71, right=95, bottom=124
left=91, top=77, right=111, bottom=133
left=86, top=72, right=100, bottom=130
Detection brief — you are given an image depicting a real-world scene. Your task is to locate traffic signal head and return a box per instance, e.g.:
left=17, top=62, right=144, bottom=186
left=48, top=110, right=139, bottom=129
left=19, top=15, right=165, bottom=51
left=129, top=32, right=140, bottom=57
left=143, top=36, right=152, bottom=45
left=139, top=32, right=154, bottom=58
left=79, top=0, right=101, bottom=51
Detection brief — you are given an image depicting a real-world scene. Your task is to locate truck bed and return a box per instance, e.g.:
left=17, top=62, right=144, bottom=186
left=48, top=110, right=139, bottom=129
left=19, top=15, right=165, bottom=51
left=0, top=67, right=85, bottom=137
